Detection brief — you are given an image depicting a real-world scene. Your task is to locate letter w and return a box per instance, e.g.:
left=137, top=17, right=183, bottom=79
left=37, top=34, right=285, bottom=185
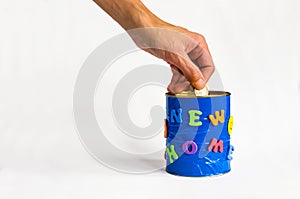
left=208, top=110, right=225, bottom=126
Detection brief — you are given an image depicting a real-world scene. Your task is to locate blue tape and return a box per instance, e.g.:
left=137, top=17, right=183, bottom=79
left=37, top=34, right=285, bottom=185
left=165, top=92, right=233, bottom=177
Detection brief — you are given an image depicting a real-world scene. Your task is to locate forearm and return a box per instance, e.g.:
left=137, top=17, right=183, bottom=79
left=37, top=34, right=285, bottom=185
left=93, top=0, right=214, bottom=91
left=93, top=0, right=164, bottom=30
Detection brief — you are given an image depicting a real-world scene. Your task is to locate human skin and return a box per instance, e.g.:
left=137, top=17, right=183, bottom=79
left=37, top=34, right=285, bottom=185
left=93, top=0, right=215, bottom=94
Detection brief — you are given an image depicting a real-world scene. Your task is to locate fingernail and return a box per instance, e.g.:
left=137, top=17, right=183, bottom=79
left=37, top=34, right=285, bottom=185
left=194, top=79, right=205, bottom=89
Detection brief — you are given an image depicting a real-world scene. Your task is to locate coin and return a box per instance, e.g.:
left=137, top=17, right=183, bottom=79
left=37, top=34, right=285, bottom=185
left=194, top=86, right=208, bottom=96
left=174, top=86, right=209, bottom=97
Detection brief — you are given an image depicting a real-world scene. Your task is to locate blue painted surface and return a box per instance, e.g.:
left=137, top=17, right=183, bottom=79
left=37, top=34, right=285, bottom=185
left=165, top=92, right=233, bottom=177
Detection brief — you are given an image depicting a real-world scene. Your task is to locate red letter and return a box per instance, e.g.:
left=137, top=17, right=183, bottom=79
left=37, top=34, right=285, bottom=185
left=207, top=138, right=223, bottom=153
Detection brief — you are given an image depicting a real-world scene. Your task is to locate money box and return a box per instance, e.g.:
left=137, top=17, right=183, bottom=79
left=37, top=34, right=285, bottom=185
left=164, top=91, right=234, bottom=177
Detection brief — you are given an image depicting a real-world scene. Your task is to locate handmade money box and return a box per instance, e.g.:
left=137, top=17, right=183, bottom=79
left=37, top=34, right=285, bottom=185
left=164, top=91, right=234, bottom=177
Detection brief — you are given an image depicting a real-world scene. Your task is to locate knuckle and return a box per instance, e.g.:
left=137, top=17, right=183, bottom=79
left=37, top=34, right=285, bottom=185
left=197, top=34, right=206, bottom=42
left=211, top=65, right=216, bottom=73
left=167, top=83, right=175, bottom=94
left=195, top=34, right=207, bottom=47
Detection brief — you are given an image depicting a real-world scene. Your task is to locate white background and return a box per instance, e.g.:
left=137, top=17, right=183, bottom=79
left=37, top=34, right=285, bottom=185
left=1, top=0, right=300, bottom=198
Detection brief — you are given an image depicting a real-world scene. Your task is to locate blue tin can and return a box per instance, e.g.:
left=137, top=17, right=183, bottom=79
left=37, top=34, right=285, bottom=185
left=165, top=91, right=234, bottom=177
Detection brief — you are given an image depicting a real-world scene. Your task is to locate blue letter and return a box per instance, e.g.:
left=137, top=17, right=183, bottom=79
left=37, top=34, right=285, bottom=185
left=170, top=108, right=182, bottom=123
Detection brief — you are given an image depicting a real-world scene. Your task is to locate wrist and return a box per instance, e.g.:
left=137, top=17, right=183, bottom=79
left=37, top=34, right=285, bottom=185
left=123, top=3, right=166, bottom=30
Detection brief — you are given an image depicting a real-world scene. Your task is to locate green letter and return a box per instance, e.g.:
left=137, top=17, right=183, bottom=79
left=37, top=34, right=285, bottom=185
left=166, top=145, right=178, bottom=163
left=188, top=110, right=202, bottom=126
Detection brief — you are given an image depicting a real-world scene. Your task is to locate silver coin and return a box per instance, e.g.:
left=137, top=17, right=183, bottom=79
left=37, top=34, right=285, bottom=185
left=194, top=86, right=209, bottom=96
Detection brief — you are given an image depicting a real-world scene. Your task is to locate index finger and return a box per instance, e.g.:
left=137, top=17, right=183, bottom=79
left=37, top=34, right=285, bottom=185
left=188, top=44, right=215, bottom=82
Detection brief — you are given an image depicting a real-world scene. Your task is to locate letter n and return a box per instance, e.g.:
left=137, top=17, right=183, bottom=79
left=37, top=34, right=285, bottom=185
left=170, top=108, right=182, bottom=123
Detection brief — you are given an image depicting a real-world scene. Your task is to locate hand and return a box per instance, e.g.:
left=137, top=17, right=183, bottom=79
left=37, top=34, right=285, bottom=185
left=94, top=0, right=215, bottom=93
left=128, top=23, right=215, bottom=94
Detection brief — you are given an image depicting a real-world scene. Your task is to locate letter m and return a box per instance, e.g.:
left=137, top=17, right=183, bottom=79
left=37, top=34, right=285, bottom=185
left=207, top=138, right=224, bottom=153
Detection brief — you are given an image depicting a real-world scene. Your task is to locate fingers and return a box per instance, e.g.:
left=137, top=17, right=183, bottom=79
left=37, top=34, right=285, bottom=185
left=167, top=64, right=194, bottom=94
left=168, top=65, right=193, bottom=94
left=166, top=52, right=206, bottom=90
left=167, top=76, right=193, bottom=94
left=188, top=37, right=215, bottom=83
left=139, top=29, right=215, bottom=93
left=167, top=81, right=191, bottom=94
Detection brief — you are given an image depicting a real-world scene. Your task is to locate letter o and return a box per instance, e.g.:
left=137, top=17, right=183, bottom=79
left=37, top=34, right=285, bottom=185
left=182, top=141, right=198, bottom=155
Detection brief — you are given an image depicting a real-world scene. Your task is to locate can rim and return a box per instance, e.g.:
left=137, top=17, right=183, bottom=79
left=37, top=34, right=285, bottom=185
left=165, top=91, right=231, bottom=98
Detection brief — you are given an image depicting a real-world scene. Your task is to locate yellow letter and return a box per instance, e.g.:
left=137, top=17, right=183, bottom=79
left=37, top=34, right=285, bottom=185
left=209, top=110, right=225, bottom=126
left=228, top=116, right=234, bottom=135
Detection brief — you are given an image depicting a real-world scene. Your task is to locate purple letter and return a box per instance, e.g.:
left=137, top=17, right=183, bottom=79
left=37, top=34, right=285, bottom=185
left=182, top=141, right=198, bottom=155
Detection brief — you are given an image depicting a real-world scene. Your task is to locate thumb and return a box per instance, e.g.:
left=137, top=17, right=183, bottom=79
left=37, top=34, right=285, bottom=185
left=168, top=52, right=206, bottom=89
